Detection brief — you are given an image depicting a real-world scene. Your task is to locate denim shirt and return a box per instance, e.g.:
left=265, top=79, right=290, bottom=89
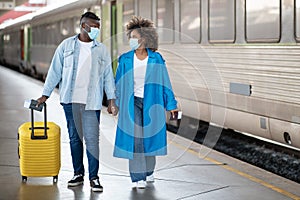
left=42, top=35, right=116, bottom=110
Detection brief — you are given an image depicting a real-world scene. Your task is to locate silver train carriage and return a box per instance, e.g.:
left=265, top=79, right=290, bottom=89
left=0, top=0, right=300, bottom=150
left=110, top=0, right=300, bottom=150
left=0, top=0, right=102, bottom=79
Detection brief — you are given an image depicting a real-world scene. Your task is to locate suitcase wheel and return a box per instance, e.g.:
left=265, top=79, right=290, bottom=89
left=53, top=176, right=58, bottom=183
left=22, top=176, right=27, bottom=183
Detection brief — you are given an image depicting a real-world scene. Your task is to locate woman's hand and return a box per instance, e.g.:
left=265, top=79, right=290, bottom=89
left=107, top=99, right=118, bottom=116
left=170, top=109, right=180, bottom=120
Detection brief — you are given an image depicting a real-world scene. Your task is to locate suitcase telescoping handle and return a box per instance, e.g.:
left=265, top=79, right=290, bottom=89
left=30, top=100, right=48, bottom=140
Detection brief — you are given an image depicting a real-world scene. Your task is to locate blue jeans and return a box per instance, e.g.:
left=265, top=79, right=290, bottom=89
left=62, top=103, right=100, bottom=180
left=129, top=97, right=156, bottom=182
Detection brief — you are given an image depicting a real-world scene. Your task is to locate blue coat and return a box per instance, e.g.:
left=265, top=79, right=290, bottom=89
left=113, top=49, right=177, bottom=159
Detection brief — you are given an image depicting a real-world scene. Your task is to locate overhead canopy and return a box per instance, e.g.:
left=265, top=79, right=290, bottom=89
left=0, top=1, right=45, bottom=24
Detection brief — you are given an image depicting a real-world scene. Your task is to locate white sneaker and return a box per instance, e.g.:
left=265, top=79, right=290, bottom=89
left=137, top=180, right=146, bottom=188
left=146, top=174, right=154, bottom=183
left=132, top=180, right=146, bottom=189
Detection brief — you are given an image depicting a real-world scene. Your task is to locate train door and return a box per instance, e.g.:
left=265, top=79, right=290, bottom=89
left=100, top=0, right=117, bottom=106
left=20, top=29, right=25, bottom=72
left=0, top=33, right=3, bottom=64
left=26, top=26, right=31, bottom=70
left=24, top=25, right=31, bottom=74
left=101, top=0, right=120, bottom=75
left=111, top=1, right=118, bottom=74
left=19, top=25, right=31, bottom=74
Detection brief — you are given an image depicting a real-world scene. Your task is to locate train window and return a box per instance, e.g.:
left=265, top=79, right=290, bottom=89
left=34, top=25, right=46, bottom=45
left=246, top=0, right=280, bottom=42
left=122, top=0, right=134, bottom=27
left=32, top=26, right=41, bottom=45
left=46, top=24, right=53, bottom=45
left=10, top=32, right=16, bottom=45
left=41, top=27, right=46, bottom=44
left=61, top=18, right=73, bottom=37
left=180, top=0, right=201, bottom=43
left=120, top=0, right=134, bottom=42
left=54, top=22, right=61, bottom=45
left=138, top=0, right=152, bottom=20
left=157, top=0, right=174, bottom=43
left=74, top=17, right=80, bottom=34
left=296, top=0, right=300, bottom=40
left=46, top=23, right=58, bottom=45
left=4, top=34, right=10, bottom=42
left=31, top=27, right=36, bottom=45
left=208, top=0, right=235, bottom=43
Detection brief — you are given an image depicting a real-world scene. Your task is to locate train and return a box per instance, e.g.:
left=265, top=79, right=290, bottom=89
left=1, top=0, right=300, bottom=150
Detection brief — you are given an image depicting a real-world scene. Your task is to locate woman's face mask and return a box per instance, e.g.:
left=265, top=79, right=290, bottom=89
left=84, top=24, right=100, bottom=40
left=129, top=38, right=141, bottom=50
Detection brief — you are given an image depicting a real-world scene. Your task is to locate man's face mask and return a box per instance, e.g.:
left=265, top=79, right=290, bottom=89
left=84, top=23, right=100, bottom=40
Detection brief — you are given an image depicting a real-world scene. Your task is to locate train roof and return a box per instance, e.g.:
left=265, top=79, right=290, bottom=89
left=0, top=12, right=34, bottom=30
left=30, top=0, right=80, bottom=20
left=0, top=0, right=98, bottom=30
left=30, top=0, right=99, bottom=21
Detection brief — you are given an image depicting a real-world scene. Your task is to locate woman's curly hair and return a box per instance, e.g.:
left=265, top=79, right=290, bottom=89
left=126, top=16, right=158, bottom=52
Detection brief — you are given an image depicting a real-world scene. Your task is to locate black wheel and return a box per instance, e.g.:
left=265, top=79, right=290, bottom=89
left=22, top=176, right=27, bottom=183
left=53, top=176, right=58, bottom=183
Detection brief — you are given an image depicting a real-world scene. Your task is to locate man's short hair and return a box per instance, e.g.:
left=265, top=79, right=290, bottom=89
left=80, top=11, right=100, bottom=24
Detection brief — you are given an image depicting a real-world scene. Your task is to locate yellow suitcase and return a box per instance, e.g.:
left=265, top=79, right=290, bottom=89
left=18, top=102, right=61, bottom=182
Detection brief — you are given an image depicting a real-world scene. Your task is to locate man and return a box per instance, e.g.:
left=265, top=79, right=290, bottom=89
left=37, top=11, right=117, bottom=192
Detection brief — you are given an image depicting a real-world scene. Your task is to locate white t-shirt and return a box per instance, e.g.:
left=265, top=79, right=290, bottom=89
left=133, top=53, right=148, bottom=98
left=72, top=39, right=93, bottom=104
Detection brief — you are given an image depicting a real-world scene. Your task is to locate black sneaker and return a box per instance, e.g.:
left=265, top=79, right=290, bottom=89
left=90, top=178, right=103, bottom=192
left=68, top=174, right=84, bottom=187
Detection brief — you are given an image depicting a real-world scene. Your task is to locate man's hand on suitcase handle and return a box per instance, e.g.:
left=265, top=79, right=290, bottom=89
left=37, top=95, right=48, bottom=106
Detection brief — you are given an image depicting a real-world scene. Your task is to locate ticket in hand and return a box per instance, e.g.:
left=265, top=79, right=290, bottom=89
left=24, top=99, right=44, bottom=111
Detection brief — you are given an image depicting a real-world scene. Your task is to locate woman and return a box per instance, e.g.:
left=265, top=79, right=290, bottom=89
left=113, top=16, right=177, bottom=189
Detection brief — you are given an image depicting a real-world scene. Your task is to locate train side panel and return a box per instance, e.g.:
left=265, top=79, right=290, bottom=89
left=110, top=0, right=300, bottom=149
left=1, top=0, right=300, bottom=150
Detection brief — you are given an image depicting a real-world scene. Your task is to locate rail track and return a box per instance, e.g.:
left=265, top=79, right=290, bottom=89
left=168, top=117, right=300, bottom=184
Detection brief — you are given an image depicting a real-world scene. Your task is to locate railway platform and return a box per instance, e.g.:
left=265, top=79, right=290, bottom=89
left=0, top=65, right=299, bottom=200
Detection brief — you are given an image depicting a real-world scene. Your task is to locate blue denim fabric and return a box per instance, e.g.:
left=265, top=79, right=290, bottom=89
left=42, top=35, right=116, bottom=110
left=129, top=97, right=156, bottom=182
left=62, top=103, right=100, bottom=180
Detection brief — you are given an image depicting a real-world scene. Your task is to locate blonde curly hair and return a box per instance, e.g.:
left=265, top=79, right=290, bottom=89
left=126, top=16, right=158, bottom=52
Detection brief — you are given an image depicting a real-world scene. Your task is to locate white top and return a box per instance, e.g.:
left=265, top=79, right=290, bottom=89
left=133, top=53, right=148, bottom=98
left=72, top=39, right=93, bottom=104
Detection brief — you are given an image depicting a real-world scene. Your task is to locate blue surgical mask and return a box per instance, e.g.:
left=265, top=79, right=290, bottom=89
left=84, top=24, right=100, bottom=40
left=129, top=38, right=141, bottom=50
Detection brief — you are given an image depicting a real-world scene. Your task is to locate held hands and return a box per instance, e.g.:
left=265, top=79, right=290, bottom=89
left=107, top=99, right=118, bottom=116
